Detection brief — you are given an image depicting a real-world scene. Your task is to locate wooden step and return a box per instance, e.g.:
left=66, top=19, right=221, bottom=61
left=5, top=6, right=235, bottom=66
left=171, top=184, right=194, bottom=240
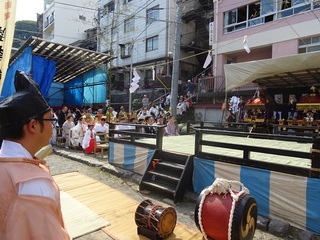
left=141, top=181, right=176, bottom=195
left=147, top=171, right=180, bottom=182
left=157, top=161, right=185, bottom=170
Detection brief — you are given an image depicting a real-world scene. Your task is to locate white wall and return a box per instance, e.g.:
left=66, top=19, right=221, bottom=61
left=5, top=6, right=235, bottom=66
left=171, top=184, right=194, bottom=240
left=43, top=0, right=97, bottom=45
left=99, top=0, right=176, bottom=67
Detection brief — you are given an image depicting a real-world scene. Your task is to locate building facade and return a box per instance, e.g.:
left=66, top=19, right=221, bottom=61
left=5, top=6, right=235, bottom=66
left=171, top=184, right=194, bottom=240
left=98, top=0, right=198, bottom=91
left=193, top=0, right=320, bottom=121
left=42, top=0, right=97, bottom=45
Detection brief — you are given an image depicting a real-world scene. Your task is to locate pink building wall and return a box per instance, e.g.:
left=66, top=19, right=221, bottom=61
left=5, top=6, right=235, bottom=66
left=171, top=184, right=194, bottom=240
left=272, top=40, right=299, bottom=57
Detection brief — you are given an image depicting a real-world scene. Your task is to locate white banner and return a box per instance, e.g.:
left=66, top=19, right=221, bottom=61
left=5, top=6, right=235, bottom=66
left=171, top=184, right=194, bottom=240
left=129, top=69, right=140, bottom=93
left=0, top=0, right=17, bottom=94
left=243, top=35, right=251, bottom=54
left=203, top=52, right=212, bottom=69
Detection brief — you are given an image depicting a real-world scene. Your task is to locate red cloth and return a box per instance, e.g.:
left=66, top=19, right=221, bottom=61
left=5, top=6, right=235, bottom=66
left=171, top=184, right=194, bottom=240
left=85, top=139, right=100, bottom=154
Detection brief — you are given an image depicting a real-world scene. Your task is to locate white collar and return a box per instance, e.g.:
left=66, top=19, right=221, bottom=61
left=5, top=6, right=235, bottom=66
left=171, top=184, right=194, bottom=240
left=0, top=140, right=33, bottom=158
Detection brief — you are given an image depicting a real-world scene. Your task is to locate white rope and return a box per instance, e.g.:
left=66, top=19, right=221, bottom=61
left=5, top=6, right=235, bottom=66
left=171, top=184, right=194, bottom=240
left=197, top=178, right=250, bottom=240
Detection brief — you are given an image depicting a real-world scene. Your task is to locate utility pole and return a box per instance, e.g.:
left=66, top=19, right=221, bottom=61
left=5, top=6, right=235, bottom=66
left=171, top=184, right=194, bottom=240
left=170, top=0, right=182, bottom=119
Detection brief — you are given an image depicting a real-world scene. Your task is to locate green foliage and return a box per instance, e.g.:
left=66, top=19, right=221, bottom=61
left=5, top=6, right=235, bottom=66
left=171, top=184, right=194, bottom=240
left=13, top=20, right=38, bottom=48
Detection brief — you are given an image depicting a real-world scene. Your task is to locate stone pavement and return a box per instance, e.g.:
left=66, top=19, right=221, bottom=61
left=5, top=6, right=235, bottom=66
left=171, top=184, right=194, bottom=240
left=52, top=146, right=319, bottom=240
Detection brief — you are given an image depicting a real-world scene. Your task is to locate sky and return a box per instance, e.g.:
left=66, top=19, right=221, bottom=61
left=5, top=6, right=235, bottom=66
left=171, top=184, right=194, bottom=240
left=15, top=0, right=44, bottom=22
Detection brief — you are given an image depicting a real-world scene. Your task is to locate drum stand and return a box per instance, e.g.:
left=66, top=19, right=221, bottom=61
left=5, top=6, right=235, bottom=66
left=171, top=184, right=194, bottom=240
left=137, top=226, right=164, bottom=240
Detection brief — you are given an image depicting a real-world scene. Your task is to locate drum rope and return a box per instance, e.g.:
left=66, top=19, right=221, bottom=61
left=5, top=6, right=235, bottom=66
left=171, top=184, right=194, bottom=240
left=197, top=178, right=249, bottom=240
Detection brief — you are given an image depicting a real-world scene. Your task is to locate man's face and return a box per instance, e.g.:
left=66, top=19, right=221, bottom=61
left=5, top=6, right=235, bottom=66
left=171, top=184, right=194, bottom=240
left=38, top=111, right=54, bottom=148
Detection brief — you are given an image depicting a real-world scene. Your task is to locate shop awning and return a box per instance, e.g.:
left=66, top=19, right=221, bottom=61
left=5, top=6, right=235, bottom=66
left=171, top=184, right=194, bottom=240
left=224, top=51, right=320, bottom=91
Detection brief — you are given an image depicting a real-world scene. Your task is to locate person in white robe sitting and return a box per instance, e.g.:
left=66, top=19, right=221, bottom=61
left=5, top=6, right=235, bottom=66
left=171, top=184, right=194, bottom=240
left=62, top=115, right=75, bottom=148
left=69, top=116, right=87, bottom=149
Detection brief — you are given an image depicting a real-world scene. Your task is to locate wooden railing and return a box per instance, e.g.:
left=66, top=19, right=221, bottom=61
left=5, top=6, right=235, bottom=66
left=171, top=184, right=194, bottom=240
left=187, top=121, right=250, bottom=134
left=108, top=122, right=165, bottom=150
left=193, top=128, right=320, bottom=178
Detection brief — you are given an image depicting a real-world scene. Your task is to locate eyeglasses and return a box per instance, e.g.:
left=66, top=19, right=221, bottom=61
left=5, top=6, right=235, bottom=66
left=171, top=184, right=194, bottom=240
left=42, top=118, right=58, bottom=127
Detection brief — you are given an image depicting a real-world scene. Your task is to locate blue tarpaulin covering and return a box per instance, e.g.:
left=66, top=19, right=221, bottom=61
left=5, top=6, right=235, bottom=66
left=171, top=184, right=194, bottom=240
left=64, top=67, right=107, bottom=106
left=47, top=82, right=64, bottom=107
left=83, top=68, right=107, bottom=104
left=1, top=46, right=56, bottom=98
left=1, top=47, right=107, bottom=107
left=32, top=55, right=56, bottom=97
left=1, top=47, right=32, bottom=98
left=65, top=77, right=84, bottom=106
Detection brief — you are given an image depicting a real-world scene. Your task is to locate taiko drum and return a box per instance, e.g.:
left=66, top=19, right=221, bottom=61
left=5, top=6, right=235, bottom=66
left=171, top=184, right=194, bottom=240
left=135, top=199, right=177, bottom=238
left=194, top=188, right=258, bottom=240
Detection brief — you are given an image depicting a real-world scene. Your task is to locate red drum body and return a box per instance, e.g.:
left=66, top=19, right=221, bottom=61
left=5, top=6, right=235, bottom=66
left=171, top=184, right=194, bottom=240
left=135, top=199, right=177, bottom=238
left=194, top=188, right=258, bottom=240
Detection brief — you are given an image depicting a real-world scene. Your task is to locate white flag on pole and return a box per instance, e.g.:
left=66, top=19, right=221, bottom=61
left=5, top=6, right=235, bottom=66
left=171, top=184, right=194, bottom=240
left=129, top=84, right=139, bottom=93
left=203, top=52, right=212, bottom=68
left=152, top=67, right=155, bottom=81
left=129, top=69, right=141, bottom=93
left=243, top=35, right=251, bottom=54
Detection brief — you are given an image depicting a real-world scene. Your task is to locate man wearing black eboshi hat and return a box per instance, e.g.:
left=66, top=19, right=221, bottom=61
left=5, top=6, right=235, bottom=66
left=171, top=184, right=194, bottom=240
left=0, top=70, right=71, bottom=239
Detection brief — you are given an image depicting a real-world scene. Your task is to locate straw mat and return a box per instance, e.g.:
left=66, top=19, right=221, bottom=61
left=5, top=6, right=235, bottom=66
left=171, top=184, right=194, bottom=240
left=53, top=172, right=202, bottom=240
left=60, top=191, right=110, bottom=238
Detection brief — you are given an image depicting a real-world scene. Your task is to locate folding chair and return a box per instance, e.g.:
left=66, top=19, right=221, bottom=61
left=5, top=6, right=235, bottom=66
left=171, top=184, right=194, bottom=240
left=56, top=127, right=65, bottom=147
left=94, top=132, right=109, bottom=158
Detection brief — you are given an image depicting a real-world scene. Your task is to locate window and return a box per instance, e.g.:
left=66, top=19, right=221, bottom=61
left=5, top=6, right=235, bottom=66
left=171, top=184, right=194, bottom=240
left=223, top=0, right=316, bottom=34
left=79, top=15, right=86, bottom=21
left=105, top=1, right=114, bottom=13
left=146, top=5, right=160, bottom=24
left=146, top=36, right=158, bottom=52
left=298, top=35, right=320, bottom=53
left=124, top=18, right=134, bottom=33
left=120, top=44, right=132, bottom=58
left=123, top=0, right=132, bottom=4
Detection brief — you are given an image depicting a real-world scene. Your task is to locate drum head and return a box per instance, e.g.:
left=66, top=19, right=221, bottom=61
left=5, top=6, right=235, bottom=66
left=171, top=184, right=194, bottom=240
left=231, top=194, right=258, bottom=240
left=157, top=207, right=177, bottom=238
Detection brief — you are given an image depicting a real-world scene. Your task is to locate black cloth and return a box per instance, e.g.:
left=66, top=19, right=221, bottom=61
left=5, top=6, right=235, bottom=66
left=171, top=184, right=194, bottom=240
left=144, top=124, right=156, bottom=134
left=0, top=70, right=50, bottom=127
left=58, top=110, right=67, bottom=127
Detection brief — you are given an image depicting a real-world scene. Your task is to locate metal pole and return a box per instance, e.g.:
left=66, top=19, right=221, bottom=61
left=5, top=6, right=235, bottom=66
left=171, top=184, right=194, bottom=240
left=129, top=43, right=133, bottom=112
left=170, top=0, right=182, bottom=119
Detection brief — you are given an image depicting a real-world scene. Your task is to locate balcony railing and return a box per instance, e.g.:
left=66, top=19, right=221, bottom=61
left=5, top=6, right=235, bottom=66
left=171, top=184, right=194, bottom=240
left=44, top=14, right=55, bottom=29
left=196, top=75, right=225, bottom=93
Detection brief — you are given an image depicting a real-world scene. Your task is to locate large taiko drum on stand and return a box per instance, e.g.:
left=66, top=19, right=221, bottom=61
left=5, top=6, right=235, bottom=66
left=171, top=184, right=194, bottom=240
left=194, top=178, right=258, bottom=240
left=135, top=199, right=177, bottom=239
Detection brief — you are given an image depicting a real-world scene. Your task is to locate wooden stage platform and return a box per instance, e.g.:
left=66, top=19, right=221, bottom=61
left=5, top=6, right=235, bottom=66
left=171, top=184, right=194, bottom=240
left=54, top=171, right=202, bottom=240
left=136, top=134, right=312, bottom=168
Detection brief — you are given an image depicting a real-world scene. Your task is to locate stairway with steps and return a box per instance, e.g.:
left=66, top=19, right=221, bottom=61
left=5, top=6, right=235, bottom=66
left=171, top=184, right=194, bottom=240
left=139, top=150, right=194, bottom=204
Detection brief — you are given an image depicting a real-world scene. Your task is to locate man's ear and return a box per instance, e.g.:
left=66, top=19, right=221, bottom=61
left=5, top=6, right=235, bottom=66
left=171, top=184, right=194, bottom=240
left=26, top=119, right=37, bottom=134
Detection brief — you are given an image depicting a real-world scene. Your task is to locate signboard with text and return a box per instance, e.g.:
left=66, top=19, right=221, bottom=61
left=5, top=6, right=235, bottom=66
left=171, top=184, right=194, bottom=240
left=0, top=0, right=16, bottom=94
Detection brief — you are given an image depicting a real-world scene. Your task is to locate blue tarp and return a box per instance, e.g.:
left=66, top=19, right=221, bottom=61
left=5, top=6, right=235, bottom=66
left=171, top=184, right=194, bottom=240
left=1, top=47, right=32, bottom=98
left=1, top=46, right=56, bottom=98
left=32, top=55, right=56, bottom=97
left=65, top=77, right=84, bottom=106
left=47, top=82, right=64, bottom=107
left=64, top=67, right=107, bottom=106
left=83, top=68, right=107, bottom=104
left=1, top=47, right=107, bottom=107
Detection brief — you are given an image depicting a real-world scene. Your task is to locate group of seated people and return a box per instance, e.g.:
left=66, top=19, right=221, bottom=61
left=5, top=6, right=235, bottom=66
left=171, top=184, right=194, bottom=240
left=51, top=103, right=181, bottom=153
left=58, top=114, right=108, bottom=154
